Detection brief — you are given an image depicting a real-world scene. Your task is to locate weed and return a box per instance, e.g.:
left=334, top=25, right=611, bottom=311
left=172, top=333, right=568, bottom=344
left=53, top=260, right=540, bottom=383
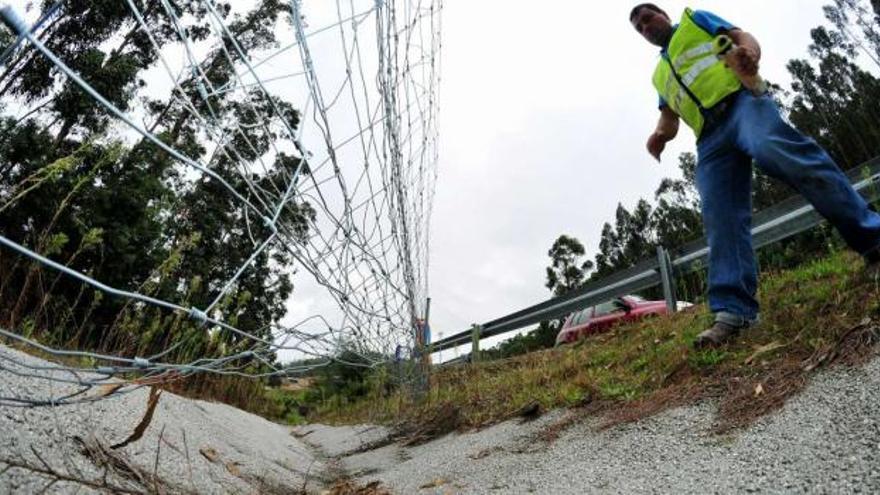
left=688, top=349, right=729, bottom=368
left=597, top=382, right=639, bottom=401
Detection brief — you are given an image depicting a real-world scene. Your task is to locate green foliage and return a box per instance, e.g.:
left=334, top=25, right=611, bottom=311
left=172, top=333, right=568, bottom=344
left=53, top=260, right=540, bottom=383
left=307, top=347, right=387, bottom=401
left=545, top=235, right=594, bottom=297
left=597, top=381, right=639, bottom=401
left=483, top=321, right=560, bottom=360
left=688, top=349, right=729, bottom=368
left=43, top=233, right=69, bottom=256
left=264, top=388, right=309, bottom=425
left=0, top=1, right=310, bottom=381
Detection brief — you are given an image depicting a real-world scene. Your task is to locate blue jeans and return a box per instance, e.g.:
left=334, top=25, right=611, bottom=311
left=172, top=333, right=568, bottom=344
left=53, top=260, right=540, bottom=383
left=696, top=91, right=880, bottom=325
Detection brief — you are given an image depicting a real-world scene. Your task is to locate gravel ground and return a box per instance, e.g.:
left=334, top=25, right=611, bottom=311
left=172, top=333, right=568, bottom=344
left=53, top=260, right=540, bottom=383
left=0, top=344, right=326, bottom=494
left=6, top=341, right=880, bottom=494
left=303, top=356, right=880, bottom=494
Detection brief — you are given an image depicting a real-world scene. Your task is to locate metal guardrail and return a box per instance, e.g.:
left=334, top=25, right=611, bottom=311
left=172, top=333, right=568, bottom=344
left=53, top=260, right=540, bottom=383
left=432, top=157, right=880, bottom=355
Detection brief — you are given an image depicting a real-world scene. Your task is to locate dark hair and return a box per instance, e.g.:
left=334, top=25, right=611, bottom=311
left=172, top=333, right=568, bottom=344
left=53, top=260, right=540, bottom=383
left=629, top=3, right=669, bottom=22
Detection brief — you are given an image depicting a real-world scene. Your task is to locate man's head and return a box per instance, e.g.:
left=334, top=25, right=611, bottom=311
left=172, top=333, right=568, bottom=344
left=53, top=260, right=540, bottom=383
left=630, top=3, right=674, bottom=47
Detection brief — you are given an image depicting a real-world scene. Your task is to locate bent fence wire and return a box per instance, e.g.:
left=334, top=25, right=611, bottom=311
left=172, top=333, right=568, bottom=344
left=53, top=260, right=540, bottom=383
left=0, top=0, right=441, bottom=406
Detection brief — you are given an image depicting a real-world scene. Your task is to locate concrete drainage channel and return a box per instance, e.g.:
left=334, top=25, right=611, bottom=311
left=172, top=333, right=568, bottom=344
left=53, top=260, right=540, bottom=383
left=292, top=424, right=401, bottom=493
left=0, top=344, right=332, bottom=494
left=4, top=340, right=880, bottom=493
left=292, top=413, right=574, bottom=494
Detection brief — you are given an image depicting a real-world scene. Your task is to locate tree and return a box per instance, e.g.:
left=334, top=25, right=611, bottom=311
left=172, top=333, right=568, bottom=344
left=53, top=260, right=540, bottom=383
left=545, top=235, right=593, bottom=296
left=0, top=0, right=312, bottom=374
left=652, top=153, right=703, bottom=251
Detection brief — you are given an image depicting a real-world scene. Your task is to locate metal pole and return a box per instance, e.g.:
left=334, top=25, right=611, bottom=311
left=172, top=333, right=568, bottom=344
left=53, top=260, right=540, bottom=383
left=657, top=246, right=678, bottom=313
left=470, top=324, right=481, bottom=364
left=425, top=297, right=431, bottom=323
left=424, top=297, right=432, bottom=367
left=415, top=316, right=430, bottom=398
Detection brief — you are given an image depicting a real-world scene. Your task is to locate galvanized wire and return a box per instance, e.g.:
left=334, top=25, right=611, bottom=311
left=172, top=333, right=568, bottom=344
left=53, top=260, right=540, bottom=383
left=0, top=0, right=441, bottom=406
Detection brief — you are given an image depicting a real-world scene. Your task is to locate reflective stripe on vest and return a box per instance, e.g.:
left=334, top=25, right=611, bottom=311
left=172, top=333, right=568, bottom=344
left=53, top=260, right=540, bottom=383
left=673, top=41, right=715, bottom=71
left=682, top=56, right=718, bottom=86
left=651, top=9, right=742, bottom=138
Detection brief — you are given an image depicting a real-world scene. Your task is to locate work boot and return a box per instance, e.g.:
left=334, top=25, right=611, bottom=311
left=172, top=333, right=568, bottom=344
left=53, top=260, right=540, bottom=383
left=693, top=321, right=746, bottom=349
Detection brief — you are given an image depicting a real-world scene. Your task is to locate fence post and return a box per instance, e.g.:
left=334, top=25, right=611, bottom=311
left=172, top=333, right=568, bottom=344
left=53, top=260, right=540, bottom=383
left=656, top=246, right=678, bottom=313
left=470, top=324, right=481, bottom=364
left=414, top=303, right=432, bottom=398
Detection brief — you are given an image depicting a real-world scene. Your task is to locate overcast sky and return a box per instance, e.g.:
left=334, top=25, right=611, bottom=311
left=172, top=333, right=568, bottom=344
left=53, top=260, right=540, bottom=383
left=428, top=1, right=832, bottom=356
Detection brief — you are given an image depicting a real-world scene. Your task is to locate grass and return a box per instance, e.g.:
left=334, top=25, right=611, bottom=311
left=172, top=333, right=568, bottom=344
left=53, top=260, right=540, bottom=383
left=311, top=250, right=880, bottom=438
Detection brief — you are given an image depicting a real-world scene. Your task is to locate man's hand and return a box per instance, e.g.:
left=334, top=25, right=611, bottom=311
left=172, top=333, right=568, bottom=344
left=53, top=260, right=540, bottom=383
left=723, top=46, right=760, bottom=78
left=647, top=107, right=679, bottom=162
left=646, top=130, right=669, bottom=162
left=725, top=29, right=762, bottom=80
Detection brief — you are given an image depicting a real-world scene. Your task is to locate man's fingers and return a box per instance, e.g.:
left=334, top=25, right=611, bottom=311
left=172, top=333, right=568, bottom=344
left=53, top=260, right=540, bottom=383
left=647, top=140, right=663, bottom=162
left=647, top=132, right=667, bottom=162
left=736, top=50, right=759, bottom=74
left=736, top=53, right=757, bottom=70
left=724, top=52, right=759, bottom=78
left=723, top=48, right=759, bottom=76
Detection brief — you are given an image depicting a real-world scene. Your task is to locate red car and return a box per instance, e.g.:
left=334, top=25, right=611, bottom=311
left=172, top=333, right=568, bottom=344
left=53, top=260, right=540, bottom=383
left=554, top=295, right=692, bottom=346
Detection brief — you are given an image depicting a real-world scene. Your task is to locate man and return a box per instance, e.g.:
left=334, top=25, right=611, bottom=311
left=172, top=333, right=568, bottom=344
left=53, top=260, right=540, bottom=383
left=630, top=4, right=880, bottom=348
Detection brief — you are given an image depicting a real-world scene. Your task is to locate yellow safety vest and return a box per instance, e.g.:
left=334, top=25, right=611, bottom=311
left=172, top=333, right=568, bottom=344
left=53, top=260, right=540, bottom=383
left=652, top=8, right=742, bottom=137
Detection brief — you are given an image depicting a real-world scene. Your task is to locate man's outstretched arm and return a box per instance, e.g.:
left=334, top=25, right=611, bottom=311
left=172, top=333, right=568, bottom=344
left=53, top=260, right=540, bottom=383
left=647, top=106, right=680, bottom=162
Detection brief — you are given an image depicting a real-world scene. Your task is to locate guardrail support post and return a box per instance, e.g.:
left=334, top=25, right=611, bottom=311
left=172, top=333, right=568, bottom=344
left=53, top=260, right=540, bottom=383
left=470, top=324, right=481, bottom=363
left=657, top=246, right=678, bottom=313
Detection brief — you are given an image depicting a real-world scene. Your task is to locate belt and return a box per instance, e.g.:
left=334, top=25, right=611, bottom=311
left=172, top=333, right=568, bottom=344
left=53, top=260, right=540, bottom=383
left=700, top=90, right=743, bottom=139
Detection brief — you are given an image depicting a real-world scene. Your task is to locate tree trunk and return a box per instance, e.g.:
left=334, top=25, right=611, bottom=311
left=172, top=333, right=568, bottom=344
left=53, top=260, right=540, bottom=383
left=53, top=117, right=76, bottom=150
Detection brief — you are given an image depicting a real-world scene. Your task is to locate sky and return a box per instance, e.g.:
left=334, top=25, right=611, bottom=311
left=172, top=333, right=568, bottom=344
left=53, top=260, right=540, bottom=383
left=427, top=0, right=832, bottom=357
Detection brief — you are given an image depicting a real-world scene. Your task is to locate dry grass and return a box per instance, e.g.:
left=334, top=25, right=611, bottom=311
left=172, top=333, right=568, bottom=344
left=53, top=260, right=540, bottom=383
left=313, top=250, right=880, bottom=440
